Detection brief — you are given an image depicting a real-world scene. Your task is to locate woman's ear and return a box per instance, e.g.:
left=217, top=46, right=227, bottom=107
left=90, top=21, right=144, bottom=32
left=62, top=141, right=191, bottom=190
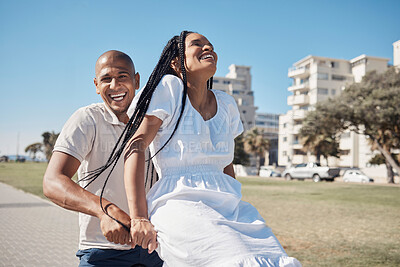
left=170, top=57, right=181, bottom=74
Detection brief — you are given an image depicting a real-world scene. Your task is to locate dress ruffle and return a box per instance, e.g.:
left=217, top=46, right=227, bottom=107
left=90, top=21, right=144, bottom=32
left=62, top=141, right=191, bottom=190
left=219, top=255, right=302, bottom=267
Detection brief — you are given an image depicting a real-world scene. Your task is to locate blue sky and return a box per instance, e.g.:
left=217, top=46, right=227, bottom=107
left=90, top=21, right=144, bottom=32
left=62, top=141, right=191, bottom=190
left=0, top=0, right=399, bottom=157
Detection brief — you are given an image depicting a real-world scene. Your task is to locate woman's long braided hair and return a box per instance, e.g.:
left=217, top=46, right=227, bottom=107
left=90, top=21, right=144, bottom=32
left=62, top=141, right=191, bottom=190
left=79, top=31, right=213, bottom=229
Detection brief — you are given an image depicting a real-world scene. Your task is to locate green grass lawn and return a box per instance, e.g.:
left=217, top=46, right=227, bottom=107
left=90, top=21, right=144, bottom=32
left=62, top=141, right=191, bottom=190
left=1, top=162, right=399, bottom=266
left=0, top=162, right=47, bottom=198
left=238, top=177, right=400, bottom=267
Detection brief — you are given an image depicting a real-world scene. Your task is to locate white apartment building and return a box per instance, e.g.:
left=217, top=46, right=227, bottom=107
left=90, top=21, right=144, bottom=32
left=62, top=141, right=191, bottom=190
left=213, top=64, right=257, bottom=132
left=394, top=40, right=400, bottom=68
left=278, top=54, right=390, bottom=167
left=255, top=112, right=280, bottom=165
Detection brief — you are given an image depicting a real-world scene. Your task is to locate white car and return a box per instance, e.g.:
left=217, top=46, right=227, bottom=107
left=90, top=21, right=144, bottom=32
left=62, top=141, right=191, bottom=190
left=342, top=170, right=374, bottom=183
left=259, top=166, right=281, bottom=177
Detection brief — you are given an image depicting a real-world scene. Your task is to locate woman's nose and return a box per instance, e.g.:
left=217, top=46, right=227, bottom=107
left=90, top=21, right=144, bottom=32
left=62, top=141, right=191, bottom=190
left=203, top=44, right=213, bottom=51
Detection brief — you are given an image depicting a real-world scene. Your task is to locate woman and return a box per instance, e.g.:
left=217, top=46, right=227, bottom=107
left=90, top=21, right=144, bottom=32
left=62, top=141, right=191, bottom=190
left=89, top=31, right=301, bottom=266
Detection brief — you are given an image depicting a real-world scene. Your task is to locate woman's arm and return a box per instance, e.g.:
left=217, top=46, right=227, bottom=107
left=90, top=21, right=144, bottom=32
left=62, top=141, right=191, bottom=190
left=124, top=115, right=162, bottom=253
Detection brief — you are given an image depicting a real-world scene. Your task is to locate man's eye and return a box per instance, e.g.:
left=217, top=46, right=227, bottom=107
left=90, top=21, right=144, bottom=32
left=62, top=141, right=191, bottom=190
left=119, top=75, right=128, bottom=79
left=101, top=77, right=111, bottom=82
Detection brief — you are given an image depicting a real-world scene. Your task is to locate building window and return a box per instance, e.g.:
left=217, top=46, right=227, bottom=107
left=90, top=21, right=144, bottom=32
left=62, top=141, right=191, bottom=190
left=317, top=73, right=329, bottom=80
left=331, top=89, right=336, bottom=95
left=283, top=137, right=287, bottom=142
left=283, top=151, right=287, bottom=156
left=247, top=91, right=253, bottom=96
left=214, top=79, right=219, bottom=83
left=294, top=149, right=306, bottom=155
left=232, top=90, right=240, bottom=95
left=330, top=61, right=337, bottom=68
left=283, top=123, right=287, bottom=128
left=332, top=74, right=346, bottom=81
left=300, top=105, right=309, bottom=110
left=340, top=149, right=350, bottom=156
left=223, top=80, right=231, bottom=84
left=242, top=110, right=246, bottom=114
left=351, top=58, right=367, bottom=67
left=341, top=132, right=351, bottom=138
left=318, top=88, right=329, bottom=95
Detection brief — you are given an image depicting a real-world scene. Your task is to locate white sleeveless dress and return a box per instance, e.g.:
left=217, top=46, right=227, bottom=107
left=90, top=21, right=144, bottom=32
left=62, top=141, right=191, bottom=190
left=136, top=75, right=301, bottom=267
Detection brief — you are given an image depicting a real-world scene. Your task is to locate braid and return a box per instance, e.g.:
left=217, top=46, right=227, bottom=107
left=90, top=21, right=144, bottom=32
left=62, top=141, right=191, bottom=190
left=78, top=31, right=192, bottom=229
left=207, top=76, right=214, bottom=89
left=147, top=30, right=189, bottom=160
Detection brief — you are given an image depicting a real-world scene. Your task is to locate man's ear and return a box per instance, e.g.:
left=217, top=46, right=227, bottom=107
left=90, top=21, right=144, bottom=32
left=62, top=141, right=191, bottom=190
left=94, top=78, right=100, bottom=94
left=134, top=73, right=140, bottom=90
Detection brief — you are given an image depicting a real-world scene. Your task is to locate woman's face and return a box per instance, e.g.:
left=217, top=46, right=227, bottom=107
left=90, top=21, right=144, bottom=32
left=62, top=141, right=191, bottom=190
left=183, top=33, right=218, bottom=79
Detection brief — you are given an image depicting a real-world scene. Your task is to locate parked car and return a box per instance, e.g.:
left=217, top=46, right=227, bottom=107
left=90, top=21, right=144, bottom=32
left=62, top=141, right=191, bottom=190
left=259, top=166, right=281, bottom=177
left=282, top=162, right=340, bottom=182
left=342, top=170, right=374, bottom=183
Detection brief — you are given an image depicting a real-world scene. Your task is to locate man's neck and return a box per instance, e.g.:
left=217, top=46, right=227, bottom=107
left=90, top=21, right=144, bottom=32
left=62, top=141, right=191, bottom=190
left=117, top=113, right=129, bottom=124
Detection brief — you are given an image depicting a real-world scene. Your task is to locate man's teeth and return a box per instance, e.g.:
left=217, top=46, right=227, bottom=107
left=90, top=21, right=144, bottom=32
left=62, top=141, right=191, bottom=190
left=111, top=93, right=126, bottom=101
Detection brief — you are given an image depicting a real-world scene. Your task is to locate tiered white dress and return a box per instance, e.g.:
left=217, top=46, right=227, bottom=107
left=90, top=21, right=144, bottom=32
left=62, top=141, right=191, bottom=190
left=139, top=75, right=301, bottom=267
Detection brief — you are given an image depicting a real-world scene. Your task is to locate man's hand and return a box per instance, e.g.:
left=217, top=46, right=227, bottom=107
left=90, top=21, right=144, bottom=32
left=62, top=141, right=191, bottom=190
left=100, top=204, right=131, bottom=245
left=130, top=219, right=158, bottom=253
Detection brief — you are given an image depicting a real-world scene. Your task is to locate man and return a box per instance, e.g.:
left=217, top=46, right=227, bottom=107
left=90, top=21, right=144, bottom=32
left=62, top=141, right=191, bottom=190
left=43, top=50, right=162, bottom=267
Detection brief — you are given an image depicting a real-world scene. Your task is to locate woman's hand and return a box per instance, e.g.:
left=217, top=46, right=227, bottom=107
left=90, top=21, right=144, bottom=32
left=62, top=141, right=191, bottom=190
left=130, top=218, right=158, bottom=253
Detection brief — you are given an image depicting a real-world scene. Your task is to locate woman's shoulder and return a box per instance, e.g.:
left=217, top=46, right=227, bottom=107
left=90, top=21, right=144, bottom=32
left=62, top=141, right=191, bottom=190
left=212, top=89, right=237, bottom=106
left=159, top=74, right=183, bottom=88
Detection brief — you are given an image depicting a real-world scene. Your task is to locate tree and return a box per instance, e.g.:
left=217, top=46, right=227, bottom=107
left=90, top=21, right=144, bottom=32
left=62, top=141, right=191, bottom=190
left=302, top=67, right=400, bottom=183
left=339, top=67, right=400, bottom=183
left=233, top=134, right=250, bottom=166
left=244, top=128, right=269, bottom=175
left=299, top=100, right=344, bottom=164
left=42, top=131, right=60, bottom=161
left=24, top=142, right=43, bottom=161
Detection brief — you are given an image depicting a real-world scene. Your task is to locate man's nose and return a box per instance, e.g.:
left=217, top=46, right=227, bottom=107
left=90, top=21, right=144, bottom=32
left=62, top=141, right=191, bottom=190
left=110, top=78, right=119, bottom=89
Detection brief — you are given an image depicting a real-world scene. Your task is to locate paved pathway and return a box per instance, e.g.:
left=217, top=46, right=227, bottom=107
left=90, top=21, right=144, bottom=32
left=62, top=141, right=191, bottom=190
left=0, top=183, right=79, bottom=266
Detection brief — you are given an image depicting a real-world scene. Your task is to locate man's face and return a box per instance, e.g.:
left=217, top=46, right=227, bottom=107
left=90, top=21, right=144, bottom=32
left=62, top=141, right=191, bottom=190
left=94, top=56, right=139, bottom=122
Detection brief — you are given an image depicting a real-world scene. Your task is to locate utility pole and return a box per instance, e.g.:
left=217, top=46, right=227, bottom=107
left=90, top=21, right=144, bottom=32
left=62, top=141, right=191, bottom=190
left=16, top=132, right=20, bottom=159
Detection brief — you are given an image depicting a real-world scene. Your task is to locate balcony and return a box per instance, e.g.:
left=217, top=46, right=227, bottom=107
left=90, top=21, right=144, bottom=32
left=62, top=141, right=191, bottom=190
left=288, top=66, right=310, bottom=78
left=292, top=141, right=303, bottom=150
left=292, top=109, right=307, bottom=120
left=287, top=94, right=309, bottom=106
left=292, top=155, right=308, bottom=164
left=288, top=82, right=309, bottom=92
left=293, top=124, right=303, bottom=134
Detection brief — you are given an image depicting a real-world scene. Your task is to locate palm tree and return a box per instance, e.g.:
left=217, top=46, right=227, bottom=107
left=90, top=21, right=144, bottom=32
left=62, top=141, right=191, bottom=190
left=244, top=128, right=269, bottom=175
left=24, top=142, right=43, bottom=161
left=42, top=131, right=59, bottom=161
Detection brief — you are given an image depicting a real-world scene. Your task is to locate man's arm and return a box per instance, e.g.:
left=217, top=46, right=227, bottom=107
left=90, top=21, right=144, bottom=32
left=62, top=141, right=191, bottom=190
left=43, top=151, right=131, bottom=245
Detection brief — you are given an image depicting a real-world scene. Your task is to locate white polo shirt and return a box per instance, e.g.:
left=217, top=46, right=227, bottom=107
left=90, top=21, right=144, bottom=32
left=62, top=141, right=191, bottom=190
left=54, top=103, right=145, bottom=250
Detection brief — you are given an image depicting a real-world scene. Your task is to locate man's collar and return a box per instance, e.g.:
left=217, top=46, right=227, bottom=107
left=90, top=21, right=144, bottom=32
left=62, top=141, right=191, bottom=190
left=103, top=104, right=126, bottom=126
